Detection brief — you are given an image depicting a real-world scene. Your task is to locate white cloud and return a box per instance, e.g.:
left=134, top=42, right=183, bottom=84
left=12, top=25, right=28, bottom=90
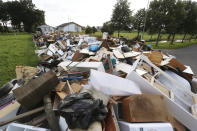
left=3, top=0, right=150, bottom=27
left=32, top=0, right=150, bottom=27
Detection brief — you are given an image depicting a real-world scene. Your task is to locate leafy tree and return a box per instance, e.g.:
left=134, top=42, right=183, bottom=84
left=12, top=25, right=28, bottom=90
left=20, top=0, right=35, bottom=9
left=85, top=26, right=93, bottom=34
left=133, top=8, right=146, bottom=38
left=92, top=26, right=97, bottom=33
left=23, top=9, right=45, bottom=32
left=171, top=0, right=186, bottom=44
left=146, top=10, right=158, bottom=41
left=101, top=21, right=114, bottom=35
left=0, top=0, right=45, bottom=32
left=182, top=1, right=197, bottom=42
left=148, top=0, right=180, bottom=46
left=111, top=0, right=132, bottom=37
left=0, top=1, right=9, bottom=32
left=148, top=0, right=166, bottom=46
left=163, top=0, right=177, bottom=44
left=6, top=1, right=24, bottom=30
left=21, top=0, right=44, bottom=32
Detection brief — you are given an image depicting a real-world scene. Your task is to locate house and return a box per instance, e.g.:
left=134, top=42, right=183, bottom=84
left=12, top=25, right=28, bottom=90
left=57, top=22, right=83, bottom=32
left=37, top=25, right=55, bottom=34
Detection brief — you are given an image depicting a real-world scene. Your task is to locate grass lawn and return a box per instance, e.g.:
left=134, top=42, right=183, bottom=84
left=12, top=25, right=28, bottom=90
left=0, top=33, right=38, bottom=87
left=88, top=31, right=197, bottom=49
left=147, top=40, right=197, bottom=49
left=90, top=31, right=192, bottom=42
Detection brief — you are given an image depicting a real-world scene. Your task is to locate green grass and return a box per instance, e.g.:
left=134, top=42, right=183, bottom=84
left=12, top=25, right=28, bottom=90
left=0, top=33, right=38, bottom=87
left=90, top=31, right=191, bottom=42
left=89, top=31, right=197, bottom=49
left=147, top=40, right=197, bottom=49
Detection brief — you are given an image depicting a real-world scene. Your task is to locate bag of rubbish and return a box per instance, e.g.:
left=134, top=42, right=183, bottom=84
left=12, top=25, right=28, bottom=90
left=89, top=45, right=100, bottom=52
left=0, top=82, right=13, bottom=98
left=121, top=45, right=130, bottom=52
left=58, top=92, right=107, bottom=129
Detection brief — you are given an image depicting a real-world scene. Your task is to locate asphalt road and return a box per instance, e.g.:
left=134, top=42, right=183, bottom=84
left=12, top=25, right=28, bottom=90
left=162, top=44, right=197, bottom=77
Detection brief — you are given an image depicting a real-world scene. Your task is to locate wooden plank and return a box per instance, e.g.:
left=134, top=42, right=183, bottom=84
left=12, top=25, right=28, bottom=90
left=55, top=82, right=66, bottom=92
left=43, top=95, right=60, bottom=131
left=107, top=54, right=113, bottom=74
left=113, top=50, right=124, bottom=59
left=149, top=51, right=163, bottom=65
left=16, top=66, right=39, bottom=80
left=13, top=71, right=59, bottom=109
left=100, top=40, right=110, bottom=50
left=0, top=106, right=44, bottom=127
left=167, top=58, right=186, bottom=71
left=115, top=63, right=132, bottom=74
left=72, top=50, right=85, bottom=61
left=143, top=51, right=163, bottom=65
left=153, top=82, right=170, bottom=97
left=168, top=115, right=185, bottom=131
left=0, top=101, right=20, bottom=119
left=191, top=96, right=197, bottom=118
left=56, top=92, right=67, bottom=99
left=70, top=83, right=83, bottom=93
left=104, top=104, right=119, bottom=131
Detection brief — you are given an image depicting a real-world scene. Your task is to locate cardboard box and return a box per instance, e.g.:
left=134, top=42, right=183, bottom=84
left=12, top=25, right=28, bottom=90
left=122, top=94, right=169, bottom=122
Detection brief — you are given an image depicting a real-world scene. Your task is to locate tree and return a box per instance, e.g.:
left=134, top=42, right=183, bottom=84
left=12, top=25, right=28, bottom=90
left=0, top=1, right=9, bottom=32
left=101, top=21, right=114, bottom=35
left=6, top=1, right=24, bottom=30
left=133, top=8, right=146, bottom=38
left=182, top=1, right=197, bottom=42
left=146, top=10, right=158, bottom=41
left=85, top=26, right=93, bottom=34
left=20, top=0, right=45, bottom=32
left=23, top=9, right=45, bottom=32
left=170, top=0, right=186, bottom=44
left=111, top=0, right=132, bottom=37
left=148, top=0, right=176, bottom=46
left=20, top=0, right=35, bottom=9
left=163, top=0, right=177, bottom=44
left=92, top=26, right=97, bottom=33
left=0, top=0, right=45, bottom=32
left=148, top=0, right=163, bottom=46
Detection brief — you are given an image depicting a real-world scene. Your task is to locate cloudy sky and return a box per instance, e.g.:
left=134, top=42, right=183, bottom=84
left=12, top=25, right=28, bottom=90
left=3, top=0, right=150, bottom=27
left=32, top=0, right=150, bottom=27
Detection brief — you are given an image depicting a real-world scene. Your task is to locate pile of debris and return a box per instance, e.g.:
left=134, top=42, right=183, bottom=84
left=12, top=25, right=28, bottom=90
left=0, top=31, right=197, bottom=131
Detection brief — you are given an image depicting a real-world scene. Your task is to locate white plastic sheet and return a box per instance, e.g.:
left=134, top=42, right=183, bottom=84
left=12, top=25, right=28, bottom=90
left=6, top=123, right=49, bottom=131
left=58, top=61, right=105, bottom=72
left=157, top=70, right=192, bottom=111
left=89, top=69, right=141, bottom=96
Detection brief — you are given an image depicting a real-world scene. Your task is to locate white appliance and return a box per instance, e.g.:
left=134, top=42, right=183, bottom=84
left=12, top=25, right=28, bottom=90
left=118, top=121, right=173, bottom=131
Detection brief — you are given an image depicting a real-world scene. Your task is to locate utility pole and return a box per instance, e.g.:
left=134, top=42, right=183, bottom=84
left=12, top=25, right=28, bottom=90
left=68, top=16, right=69, bottom=32
left=142, top=0, right=150, bottom=40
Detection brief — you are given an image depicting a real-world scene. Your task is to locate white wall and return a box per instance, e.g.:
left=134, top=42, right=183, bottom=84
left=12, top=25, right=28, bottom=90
left=40, top=26, right=55, bottom=34
left=61, top=24, right=82, bottom=32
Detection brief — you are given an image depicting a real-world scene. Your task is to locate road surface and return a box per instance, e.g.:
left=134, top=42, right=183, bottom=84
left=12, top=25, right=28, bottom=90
left=162, top=44, right=197, bottom=77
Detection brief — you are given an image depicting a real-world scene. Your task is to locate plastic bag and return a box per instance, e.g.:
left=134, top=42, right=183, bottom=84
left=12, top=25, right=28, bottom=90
left=58, top=92, right=107, bottom=129
left=89, top=45, right=100, bottom=52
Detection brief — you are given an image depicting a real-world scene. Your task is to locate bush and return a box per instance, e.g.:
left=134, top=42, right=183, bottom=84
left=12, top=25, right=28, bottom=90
left=85, top=26, right=93, bottom=34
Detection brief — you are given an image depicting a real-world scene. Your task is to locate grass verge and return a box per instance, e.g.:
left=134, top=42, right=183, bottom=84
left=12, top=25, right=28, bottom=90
left=0, top=33, right=38, bottom=87
left=89, top=31, right=197, bottom=49
left=90, top=31, right=192, bottom=42
left=148, top=40, right=197, bottom=49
